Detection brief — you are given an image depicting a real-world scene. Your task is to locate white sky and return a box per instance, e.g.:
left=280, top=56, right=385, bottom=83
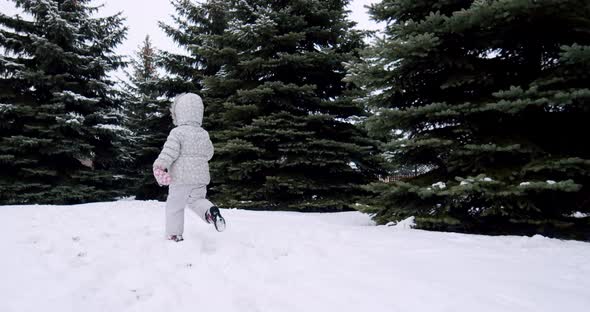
left=1, top=0, right=382, bottom=55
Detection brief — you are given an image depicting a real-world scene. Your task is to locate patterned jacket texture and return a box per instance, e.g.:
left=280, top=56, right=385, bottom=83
left=153, top=93, right=214, bottom=186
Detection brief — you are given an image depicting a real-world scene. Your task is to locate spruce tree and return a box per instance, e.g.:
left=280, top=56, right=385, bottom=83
left=0, top=0, right=128, bottom=204
left=348, top=0, right=590, bottom=238
left=159, top=0, right=227, bottom=97
left=123, top=35, right=170, bottom=200
left=158, top=0, right=228, bottom=154
left=180, top=0, right=382, bottom=211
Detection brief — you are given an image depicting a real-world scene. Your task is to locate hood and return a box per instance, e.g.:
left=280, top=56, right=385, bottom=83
left=170, top=93, right=204, bottom=126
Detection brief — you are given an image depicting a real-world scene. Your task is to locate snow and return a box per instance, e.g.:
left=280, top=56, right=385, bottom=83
left=383, top=59, right=401, bottom=71
left=1, top=201, right=590, bottom=312
left=571, top=212, right=589, bottom=218
left=57, top=111, right=85, bottom=125
left=0, top=56, right=24, bottom=68
left=432, top=181, right=446, bottom=189
left=0, top=103, right=14, bottom=112
left=147, top=111, right=164, bottom=118
left=460, top=180, right=470, bottom=186
left=56, top=90, right=100, bottom=103
left=93, top=124, right=132, bottom=134
left=520, top=182, right=531, bottom=186
left=469, top=206, right=485, bottom=215
left=388, top=216, right=416, bottom=229
left=547, top=180, right=557, bottom=185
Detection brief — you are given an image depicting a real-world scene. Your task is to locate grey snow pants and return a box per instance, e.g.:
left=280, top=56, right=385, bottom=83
left=166, top=184, right=214, bottom=236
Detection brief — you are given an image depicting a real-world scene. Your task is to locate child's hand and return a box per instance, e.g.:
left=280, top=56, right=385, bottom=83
left=153, top=166, right=172, bottom=186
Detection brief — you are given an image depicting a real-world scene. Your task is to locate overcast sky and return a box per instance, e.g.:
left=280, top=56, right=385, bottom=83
left=0, top=0, right=383, bottom=58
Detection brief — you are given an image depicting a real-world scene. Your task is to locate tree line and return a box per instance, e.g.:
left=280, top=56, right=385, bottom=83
left=1, top=0, right=588, bottom=239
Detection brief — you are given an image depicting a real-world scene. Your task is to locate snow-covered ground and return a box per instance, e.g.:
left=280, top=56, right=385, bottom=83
left=1, top=201, right=589, bottom=312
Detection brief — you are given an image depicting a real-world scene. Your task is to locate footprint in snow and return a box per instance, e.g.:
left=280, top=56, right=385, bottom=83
left=27, top=236, right=40, bottom=245
left=272, top=248, right=289, bottom=259
left=130, top=288, right=153, bottom=301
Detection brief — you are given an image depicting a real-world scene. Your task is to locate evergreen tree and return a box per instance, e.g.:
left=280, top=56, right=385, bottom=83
left=176, top=0, right=382, bottom=211
left=158, top=0, right=228, bottom=159
left=123, top=35, right=170, bottom=200
left=159, top=0, right=227, bottom=96
left=348, top=0, right=590, bottom=238
left=0, top=0, right=128, bottom=204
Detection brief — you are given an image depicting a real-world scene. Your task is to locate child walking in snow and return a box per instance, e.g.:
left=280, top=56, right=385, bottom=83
left=153, top=93, right=226, bottom=242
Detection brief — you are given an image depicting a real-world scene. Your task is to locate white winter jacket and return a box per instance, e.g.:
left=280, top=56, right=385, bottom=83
left=153, top=93, right=214, bottom=185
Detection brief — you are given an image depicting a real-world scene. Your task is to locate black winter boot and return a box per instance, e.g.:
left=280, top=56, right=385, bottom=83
left=205, top=206, right=226, bottom=232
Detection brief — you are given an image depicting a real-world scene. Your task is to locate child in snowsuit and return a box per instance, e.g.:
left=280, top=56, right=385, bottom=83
left=153, top=93, right=225, bottom=242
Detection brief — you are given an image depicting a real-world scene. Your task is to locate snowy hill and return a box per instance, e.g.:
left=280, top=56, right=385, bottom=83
left=1, top=201, right=589, bottom=312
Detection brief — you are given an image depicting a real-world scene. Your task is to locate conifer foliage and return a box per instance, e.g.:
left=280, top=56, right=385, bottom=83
left=348, top=0, right=590, bottom=238
left=0, top=0, right=128, bottom=204
left=162, top=0, right=383, bottom=211
left=159, top=0, right=227, bottom=97
left=123, top=35, right=170, bottom=200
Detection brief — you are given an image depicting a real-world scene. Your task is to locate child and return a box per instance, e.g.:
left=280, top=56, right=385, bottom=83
left=153, top=93, right=226, bottom=242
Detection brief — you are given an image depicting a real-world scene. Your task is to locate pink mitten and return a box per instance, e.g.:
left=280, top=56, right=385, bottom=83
left=153, top=166, right=172, bottom=186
